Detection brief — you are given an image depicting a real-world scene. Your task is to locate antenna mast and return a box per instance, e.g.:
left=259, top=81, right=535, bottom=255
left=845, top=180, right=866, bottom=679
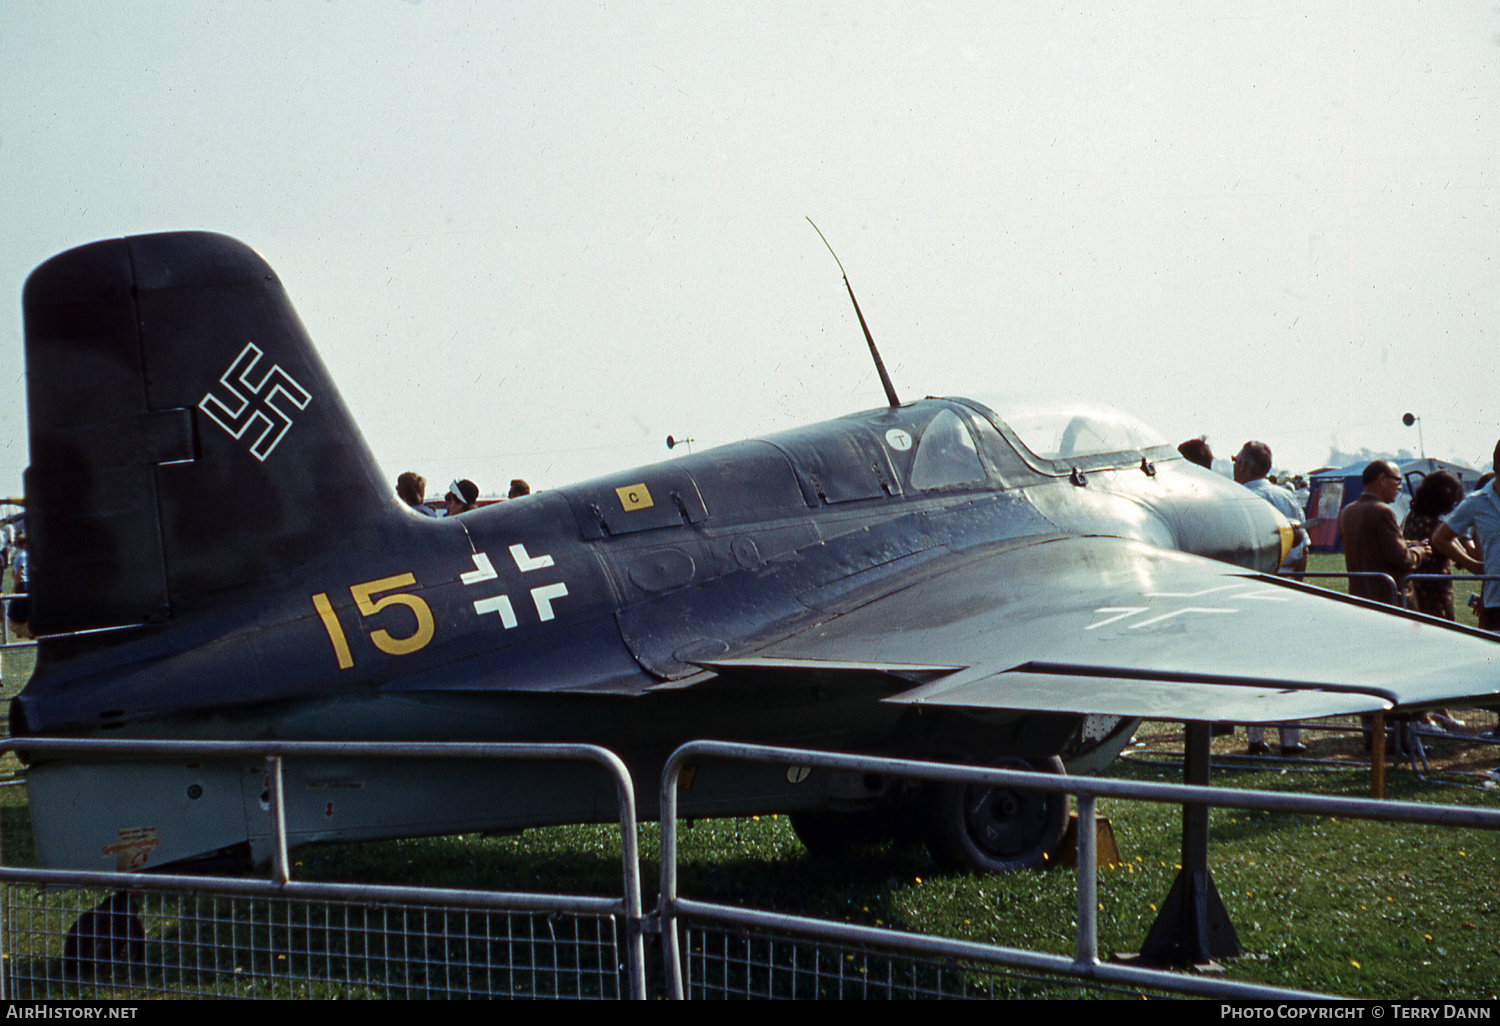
left=807, top=218, right=901, bottom=408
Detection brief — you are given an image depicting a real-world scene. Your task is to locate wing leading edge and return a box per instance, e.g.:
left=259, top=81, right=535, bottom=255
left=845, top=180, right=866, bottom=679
left=699, top=536, right=1500, bottom=723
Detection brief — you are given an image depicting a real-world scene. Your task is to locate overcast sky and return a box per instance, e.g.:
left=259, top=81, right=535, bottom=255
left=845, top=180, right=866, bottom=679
left=3, top=2, right=1499, bottom=499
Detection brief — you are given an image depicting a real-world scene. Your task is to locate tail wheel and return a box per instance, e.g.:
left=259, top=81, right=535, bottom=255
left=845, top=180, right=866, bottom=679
left=923, top=756, right=1069, bottom=873
left=790, top=805, right=923, bottom=858
left=62, top=891, right=146, bottom=981
left=789, top=810, right=871, bottom=858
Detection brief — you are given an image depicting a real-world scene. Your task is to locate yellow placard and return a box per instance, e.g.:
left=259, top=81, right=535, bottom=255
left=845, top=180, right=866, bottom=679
left=616, top=483, right=654, bottom=511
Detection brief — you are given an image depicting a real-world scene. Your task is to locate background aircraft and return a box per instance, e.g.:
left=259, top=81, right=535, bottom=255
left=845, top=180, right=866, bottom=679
left=12, top=231, right=1500, bottom=878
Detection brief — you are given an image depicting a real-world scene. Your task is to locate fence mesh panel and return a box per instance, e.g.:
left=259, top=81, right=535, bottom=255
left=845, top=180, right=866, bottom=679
left=682, top=923, right=1181, bottom=1000
left=2, top=885, right=624, bottom=999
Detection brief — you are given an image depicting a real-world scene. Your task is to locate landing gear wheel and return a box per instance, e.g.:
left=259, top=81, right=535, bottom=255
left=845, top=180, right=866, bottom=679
left=789, top=810, right=867, bottom=858
left=62, top=891, right=146, bottom=981
left=923, top=756, right=1069, bottom=873
left=790, top=806, right=921, bottom=858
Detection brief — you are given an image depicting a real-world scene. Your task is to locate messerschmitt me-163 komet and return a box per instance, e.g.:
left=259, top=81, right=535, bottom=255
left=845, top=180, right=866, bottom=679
left=12, top=232, right=1500, bottom=882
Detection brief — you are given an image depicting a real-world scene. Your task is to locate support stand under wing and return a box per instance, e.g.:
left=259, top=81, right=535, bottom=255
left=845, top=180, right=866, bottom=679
left=1138, top=721, right=1241, bottom=965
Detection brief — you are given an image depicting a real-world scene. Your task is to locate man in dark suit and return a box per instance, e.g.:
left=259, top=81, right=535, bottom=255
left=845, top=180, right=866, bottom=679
left=1339, top=460, right=1428, bottom=604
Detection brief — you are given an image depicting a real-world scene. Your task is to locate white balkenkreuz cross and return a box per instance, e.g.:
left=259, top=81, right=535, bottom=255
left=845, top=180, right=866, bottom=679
left=1087, top=582, right=1288, bottom=631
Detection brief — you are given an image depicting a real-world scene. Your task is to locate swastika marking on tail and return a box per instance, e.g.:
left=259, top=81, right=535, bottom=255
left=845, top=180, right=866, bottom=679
left=199, top=343, right=312, bottom=461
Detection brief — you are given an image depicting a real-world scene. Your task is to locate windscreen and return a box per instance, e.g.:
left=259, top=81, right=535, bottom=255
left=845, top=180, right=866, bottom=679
left=1001, top=403, right=1167, bottom=461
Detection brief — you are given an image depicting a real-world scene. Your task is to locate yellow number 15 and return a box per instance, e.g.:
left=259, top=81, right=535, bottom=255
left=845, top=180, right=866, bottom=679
left=313, top=573, right=435, bottom=669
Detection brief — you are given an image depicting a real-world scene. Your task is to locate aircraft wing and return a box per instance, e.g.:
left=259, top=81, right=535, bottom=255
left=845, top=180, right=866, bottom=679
left=695, top=536, right=1500, bottom=723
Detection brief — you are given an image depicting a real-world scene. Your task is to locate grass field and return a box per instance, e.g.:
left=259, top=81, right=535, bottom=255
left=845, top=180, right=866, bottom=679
left=0, top=564, right=1497, bottom=999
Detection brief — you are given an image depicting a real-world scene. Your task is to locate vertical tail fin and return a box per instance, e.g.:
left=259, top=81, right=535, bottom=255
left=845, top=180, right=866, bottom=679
left=24, top=231, right=396, bottom=634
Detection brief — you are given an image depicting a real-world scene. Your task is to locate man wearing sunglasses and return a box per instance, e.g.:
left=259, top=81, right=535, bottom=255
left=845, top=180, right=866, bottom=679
left=1339, top=460, right=1429, bottom=604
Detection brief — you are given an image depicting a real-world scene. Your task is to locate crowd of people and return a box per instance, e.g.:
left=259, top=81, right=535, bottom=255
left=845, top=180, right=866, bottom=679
left=1181, top=434, right=1500, bottom=752
left=394, top=473, right=532, bottom=518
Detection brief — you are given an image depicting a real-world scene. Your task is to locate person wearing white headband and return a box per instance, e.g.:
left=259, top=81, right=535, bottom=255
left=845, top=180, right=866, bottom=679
left=444, top=479, right=479, bottom=516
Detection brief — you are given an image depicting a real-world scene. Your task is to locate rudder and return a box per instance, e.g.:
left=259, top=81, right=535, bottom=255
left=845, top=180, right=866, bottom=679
left=24, top=231, right=397, bottom=634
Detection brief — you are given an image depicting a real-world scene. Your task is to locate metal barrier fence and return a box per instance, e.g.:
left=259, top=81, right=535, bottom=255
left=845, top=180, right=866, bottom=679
left=6, top=734, right=1500, bottom=999
left=657, top=740, right=1500, bottom=1001
left=1282, top=570, right=1398, bottom=603
left=1404, top=573, right=1500, bottom=617
left=2, top=888, right=623, bottom=999
left=0, top=738, right=647, bottom=1000
left=1285, top=571, right=1500, bottom=618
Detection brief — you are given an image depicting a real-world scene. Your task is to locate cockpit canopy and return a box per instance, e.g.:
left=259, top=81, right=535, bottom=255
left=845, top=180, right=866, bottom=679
left=1000, top=403, right=1168, bottom=462
left=908, top=407, right=987, bottom=491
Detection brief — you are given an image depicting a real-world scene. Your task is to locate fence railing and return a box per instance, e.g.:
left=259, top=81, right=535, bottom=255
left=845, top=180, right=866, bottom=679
left=1404, top=573, right=1500, bottom=617
left=0, top=737, right=647, bottom=999
left=1282, top=570, right=1398, bottom=604
left=1286, top=570, right=1500, bottom=620
left=6, top=734, right=1500, bottom=998
left=656, top=739, right=1500, bottom=1000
